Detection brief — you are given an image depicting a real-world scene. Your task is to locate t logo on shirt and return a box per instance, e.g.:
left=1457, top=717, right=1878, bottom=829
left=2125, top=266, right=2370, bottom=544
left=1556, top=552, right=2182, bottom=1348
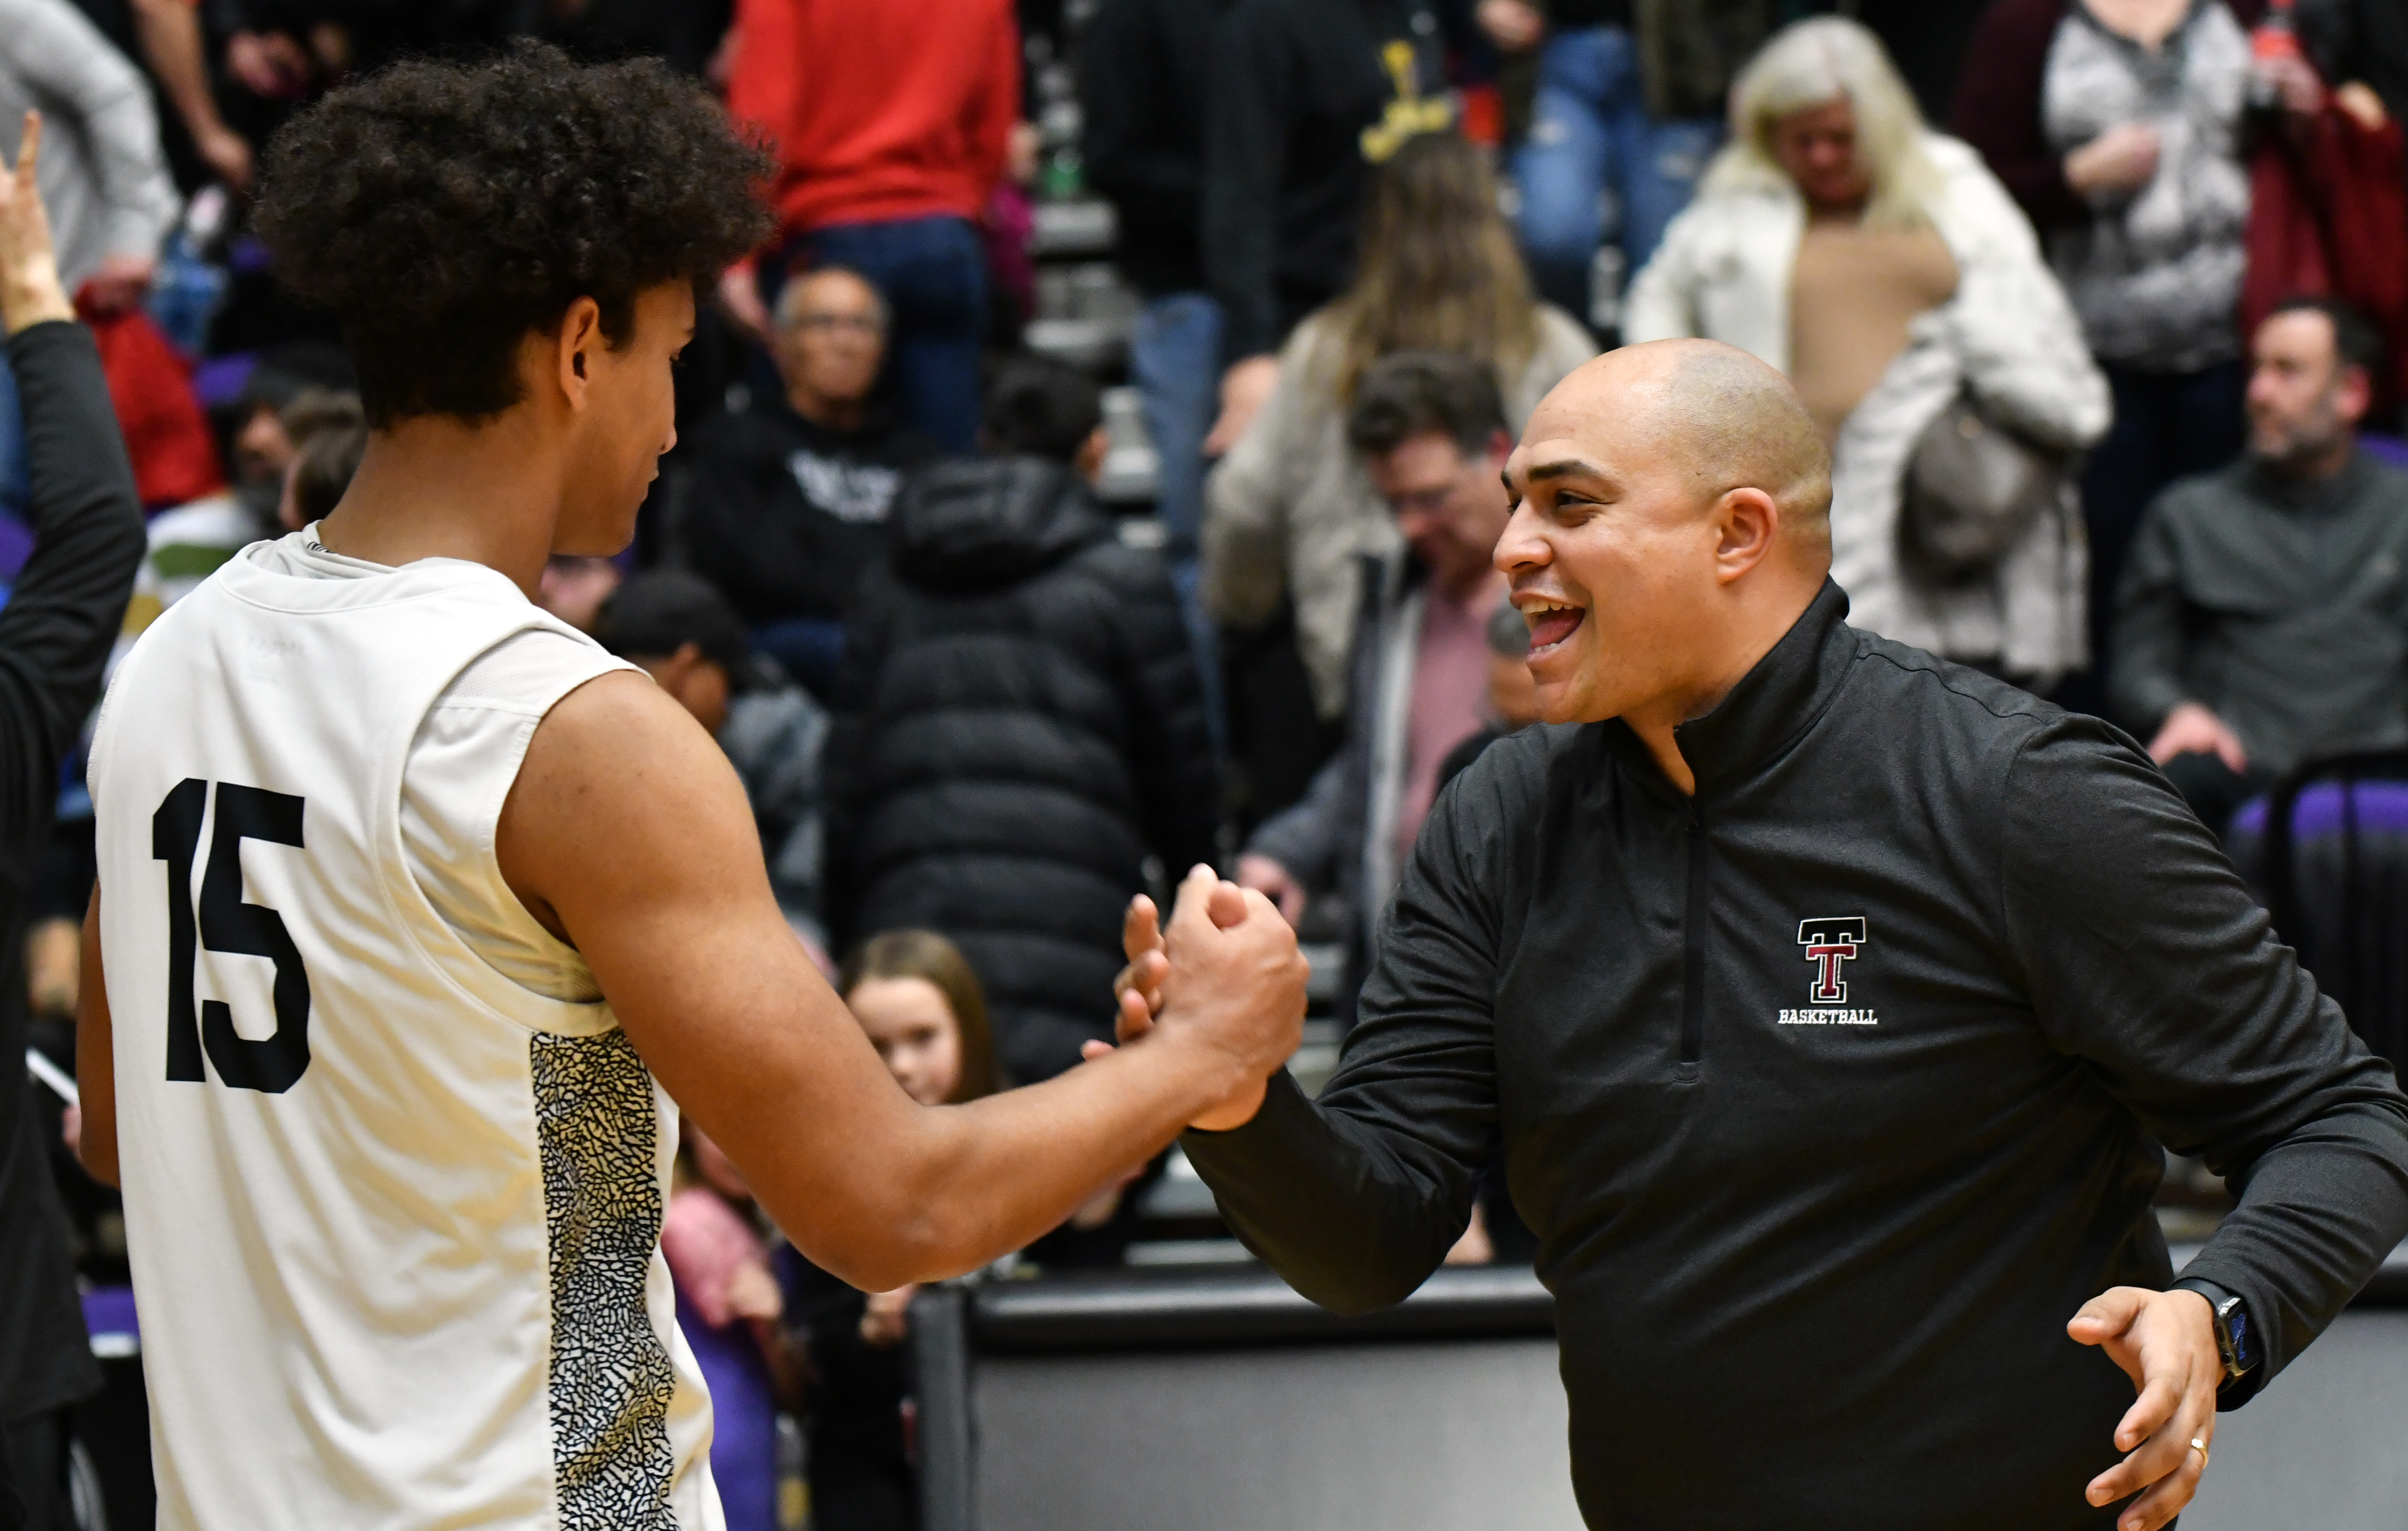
left=1797, top=916, right=1868, bottom=1004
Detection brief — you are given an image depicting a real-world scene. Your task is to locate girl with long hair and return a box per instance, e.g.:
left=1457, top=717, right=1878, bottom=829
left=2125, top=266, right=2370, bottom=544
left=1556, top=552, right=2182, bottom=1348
left=1203, top=130, right=1596, bottom=727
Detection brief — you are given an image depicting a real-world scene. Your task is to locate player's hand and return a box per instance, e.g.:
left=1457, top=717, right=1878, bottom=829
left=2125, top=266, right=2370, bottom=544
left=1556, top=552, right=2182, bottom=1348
left=1090, top=866, right=1305, bottom=1129
left=2148, top=701, right=2247, bottom=775
left=2068, top=1286, right=2221, bottom=1531
left=0, top=112, right=71, bottom=336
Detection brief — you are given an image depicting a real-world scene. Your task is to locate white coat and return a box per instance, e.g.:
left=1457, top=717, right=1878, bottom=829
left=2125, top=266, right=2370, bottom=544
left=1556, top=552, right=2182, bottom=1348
left=1626, top=134, right=2112, bottom=682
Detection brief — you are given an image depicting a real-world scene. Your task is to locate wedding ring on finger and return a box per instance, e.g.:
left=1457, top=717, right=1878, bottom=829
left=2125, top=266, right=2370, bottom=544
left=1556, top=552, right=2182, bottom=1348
left=2188, top=1436, right=2209, bottom=1470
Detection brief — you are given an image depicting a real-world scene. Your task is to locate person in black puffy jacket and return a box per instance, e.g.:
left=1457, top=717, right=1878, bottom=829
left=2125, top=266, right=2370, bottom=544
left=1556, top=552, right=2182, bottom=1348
left=829, top=357, right=1221, bottom=1084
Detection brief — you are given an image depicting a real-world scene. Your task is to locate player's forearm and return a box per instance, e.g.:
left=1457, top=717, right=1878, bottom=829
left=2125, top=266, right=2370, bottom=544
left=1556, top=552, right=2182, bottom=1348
left=808, top=1035, right=1254, bottom=1289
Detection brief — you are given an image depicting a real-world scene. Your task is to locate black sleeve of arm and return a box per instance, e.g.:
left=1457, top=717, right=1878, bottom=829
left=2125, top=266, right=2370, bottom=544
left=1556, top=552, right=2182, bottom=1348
left=2002, top=720, right=2408, bottom=1404
left=2105, top=500, right=2192, bottom=737
left=1112, top=553, right=1220, bottom=875
left=823, top=577, right=897, bottom=952
left=1200, top=6, right=1290, bottom=362
left=1182, top=778, right=1502, bottom=1313
left=1079, top=0, right=1201, bottom=236
left=0, top=321, right=145, bottom=855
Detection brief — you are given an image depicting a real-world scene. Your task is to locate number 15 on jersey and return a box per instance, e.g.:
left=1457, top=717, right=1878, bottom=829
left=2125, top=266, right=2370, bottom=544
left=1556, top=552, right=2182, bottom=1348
left=153, top=778, right=314, bottom=1093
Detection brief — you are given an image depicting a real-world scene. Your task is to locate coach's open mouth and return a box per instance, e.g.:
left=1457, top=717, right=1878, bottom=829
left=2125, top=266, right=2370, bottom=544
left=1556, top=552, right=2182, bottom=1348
left=1519, top=598, right=1586, bottom=656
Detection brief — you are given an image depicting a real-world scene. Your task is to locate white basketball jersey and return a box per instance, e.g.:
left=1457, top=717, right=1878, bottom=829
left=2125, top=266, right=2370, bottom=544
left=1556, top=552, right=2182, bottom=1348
left=88, top=537, right=722, bottom=1531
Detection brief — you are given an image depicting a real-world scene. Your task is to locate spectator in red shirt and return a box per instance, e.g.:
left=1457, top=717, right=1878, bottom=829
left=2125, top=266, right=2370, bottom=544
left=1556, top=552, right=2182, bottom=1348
left=726, top=0, right=1020, bottom=452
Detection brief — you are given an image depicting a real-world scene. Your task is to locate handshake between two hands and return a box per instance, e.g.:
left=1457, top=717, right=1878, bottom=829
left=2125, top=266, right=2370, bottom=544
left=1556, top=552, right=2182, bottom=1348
left=1083, top=864, right=1310, bottom=1132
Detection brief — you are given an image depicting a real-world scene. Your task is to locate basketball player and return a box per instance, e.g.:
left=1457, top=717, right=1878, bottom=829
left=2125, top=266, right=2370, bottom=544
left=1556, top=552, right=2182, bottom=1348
left=73, top=46, right=1305, bottom=1531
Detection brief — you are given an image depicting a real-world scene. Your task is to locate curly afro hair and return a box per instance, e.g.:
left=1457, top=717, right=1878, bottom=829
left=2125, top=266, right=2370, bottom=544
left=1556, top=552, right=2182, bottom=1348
left=252, top=42, right=773, bottom=427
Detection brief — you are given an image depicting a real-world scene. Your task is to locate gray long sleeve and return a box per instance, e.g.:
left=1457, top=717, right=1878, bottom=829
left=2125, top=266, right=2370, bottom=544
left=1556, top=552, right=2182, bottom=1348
left=0, top=0, right=182, bottom=292
left=1245, top=753, right=1348, bottom=888
left=2107, top=498, right=2192, bottom=740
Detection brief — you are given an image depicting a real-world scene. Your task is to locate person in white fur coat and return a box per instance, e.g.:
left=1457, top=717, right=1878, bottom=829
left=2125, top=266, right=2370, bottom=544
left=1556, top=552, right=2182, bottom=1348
left=1625, top=16, right=2109, bottom=688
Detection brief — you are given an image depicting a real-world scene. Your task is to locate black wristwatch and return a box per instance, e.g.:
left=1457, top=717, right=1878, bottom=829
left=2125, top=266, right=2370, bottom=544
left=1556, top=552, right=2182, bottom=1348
left=2179, top=1279, right=2258, bottom=1389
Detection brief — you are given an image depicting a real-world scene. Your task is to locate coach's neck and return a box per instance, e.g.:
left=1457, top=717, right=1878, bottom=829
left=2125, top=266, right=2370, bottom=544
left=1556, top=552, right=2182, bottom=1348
left=1620, top=556, right=1826, bottom=797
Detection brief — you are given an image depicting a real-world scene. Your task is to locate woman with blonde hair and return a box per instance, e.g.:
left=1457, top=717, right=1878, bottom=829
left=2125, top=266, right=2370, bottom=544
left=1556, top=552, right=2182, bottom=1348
left=1203, top=130, right=1595, bottom=726
left=1626, top=16, right=2111, bottom=689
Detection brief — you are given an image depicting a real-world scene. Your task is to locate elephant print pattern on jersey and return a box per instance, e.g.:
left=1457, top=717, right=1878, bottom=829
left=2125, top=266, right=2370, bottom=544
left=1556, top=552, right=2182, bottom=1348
left=533, top=1028, right=677, bottom=1529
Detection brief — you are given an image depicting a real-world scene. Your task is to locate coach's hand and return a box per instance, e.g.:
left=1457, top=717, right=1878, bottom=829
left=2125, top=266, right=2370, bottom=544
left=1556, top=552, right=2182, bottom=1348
left=1, top=112, right=73, bottom=335
left=2068, top=1286, right=2221, bottom=1531
left=1088, top=868, right=1304, bottom=1130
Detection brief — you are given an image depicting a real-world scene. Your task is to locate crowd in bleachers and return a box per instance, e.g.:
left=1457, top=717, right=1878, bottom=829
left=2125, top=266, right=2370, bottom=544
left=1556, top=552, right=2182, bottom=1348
left=6, top=0, right=2408, bottom=1525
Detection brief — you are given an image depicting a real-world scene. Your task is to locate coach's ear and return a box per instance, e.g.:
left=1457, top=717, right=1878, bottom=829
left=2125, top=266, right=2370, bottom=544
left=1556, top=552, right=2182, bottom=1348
left=551, top=295, right=606, bottom=412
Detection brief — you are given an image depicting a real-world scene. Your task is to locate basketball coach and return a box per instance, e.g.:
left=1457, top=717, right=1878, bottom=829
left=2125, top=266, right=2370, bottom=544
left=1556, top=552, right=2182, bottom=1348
left=1123, top=341, right=2408, bottom=1530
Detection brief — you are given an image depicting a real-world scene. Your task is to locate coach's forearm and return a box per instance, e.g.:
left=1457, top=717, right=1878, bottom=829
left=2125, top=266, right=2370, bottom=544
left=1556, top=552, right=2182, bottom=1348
left=2178, top=1095, right=2408, bottom=1401
left=1183, top=1070, right=1470, bottom=1315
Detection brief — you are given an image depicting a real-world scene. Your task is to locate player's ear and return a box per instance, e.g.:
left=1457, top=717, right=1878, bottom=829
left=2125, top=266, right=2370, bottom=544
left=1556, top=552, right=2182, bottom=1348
left=554, top=296, right=605, bottom=410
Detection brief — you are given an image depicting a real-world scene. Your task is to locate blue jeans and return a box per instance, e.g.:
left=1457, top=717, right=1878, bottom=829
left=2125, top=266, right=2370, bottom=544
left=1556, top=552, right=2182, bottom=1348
left=1512, top=26, right=1721, bottom=323
left=1130, top=292, right=1228, bottom=758
left=1129, top=293, right=1221, bottom=557
left=774, top=215, right=987, bottom=453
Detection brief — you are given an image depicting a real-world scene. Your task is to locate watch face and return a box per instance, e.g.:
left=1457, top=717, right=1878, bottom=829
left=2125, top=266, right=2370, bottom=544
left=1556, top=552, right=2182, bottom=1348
left=2224, top=1301, right=2255, bottom=1370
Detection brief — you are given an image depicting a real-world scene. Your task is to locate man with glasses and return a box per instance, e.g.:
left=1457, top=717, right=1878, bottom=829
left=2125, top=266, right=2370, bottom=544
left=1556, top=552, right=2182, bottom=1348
left=674, top=266, right=941, bottom=694
left=1235, top=351, right=1514, bottom=1020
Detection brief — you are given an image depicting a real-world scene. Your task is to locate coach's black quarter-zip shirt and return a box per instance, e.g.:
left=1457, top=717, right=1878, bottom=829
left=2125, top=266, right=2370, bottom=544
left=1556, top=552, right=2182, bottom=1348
left=1184, top=580, right=2408, bottom=1531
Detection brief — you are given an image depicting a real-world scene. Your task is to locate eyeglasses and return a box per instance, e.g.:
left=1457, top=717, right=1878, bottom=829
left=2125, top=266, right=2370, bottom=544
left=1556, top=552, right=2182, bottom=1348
left=788, top=312, right=884, bottom=336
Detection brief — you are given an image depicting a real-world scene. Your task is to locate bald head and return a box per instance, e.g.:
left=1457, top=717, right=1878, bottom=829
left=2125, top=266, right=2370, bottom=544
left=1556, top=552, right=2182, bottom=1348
left=1498, top=339, right=1837, bottom=745
left=1543, top=340, right=1832, bottom=558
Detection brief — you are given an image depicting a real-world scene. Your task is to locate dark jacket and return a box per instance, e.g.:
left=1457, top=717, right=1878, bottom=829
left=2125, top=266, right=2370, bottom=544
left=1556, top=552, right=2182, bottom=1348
left=774, top=1249, right=912, bottom=1525
left=1201, top=0, right=1445, bottom=362
left=1080, top=0, right=1227, bottom=298
left=1243, top=550, right=1427, bottom=1021
left=0, top=320, right=145, bottom=1425
left=2111, top=450, right=2408, bottom=776
left=1629, top=0, right=1775, bottom=119
left=1186, top=581, right=2408, bottom=1531
left=832, top=458, right=1219, bottom=1083
left=720, top=679, right=830, bottom=948
left=669, top=401, right=942, bottom=631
